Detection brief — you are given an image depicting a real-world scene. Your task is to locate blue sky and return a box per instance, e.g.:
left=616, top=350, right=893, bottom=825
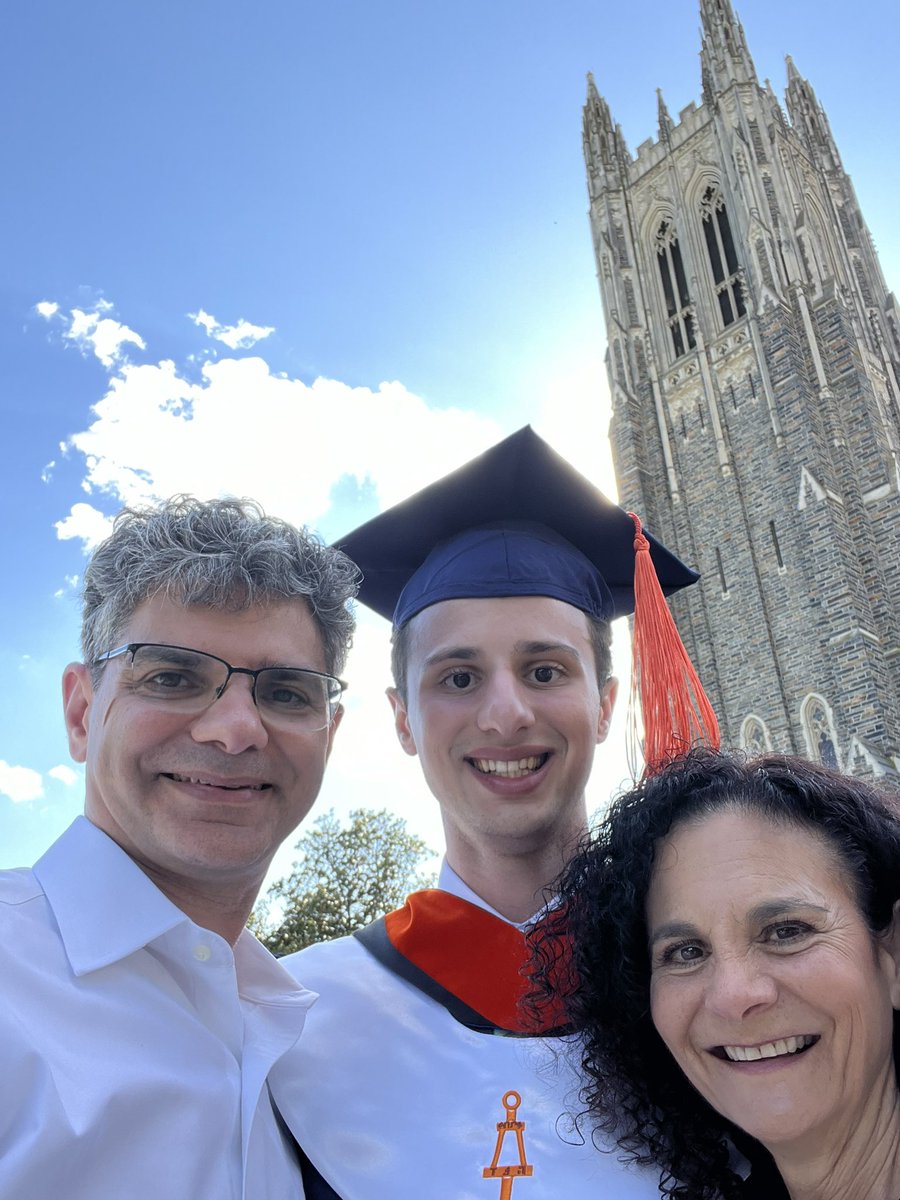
left=3, top=0, right=899, bottom=881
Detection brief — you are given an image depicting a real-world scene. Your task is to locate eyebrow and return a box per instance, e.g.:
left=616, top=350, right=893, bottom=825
left=648, top=921, right=698, bottom=949
left=422, top=646, right=480, bottom=669
left=648, top=898, right=832, bottom=947
left=141, top=645, right=206, bottom=664
left=748, top=898, right=831, bottom=922
left=422, top=640, right=583, bottom=670
left=136, top=645, right=309, bottom=671
left=515, top=640, right=583, bottom=659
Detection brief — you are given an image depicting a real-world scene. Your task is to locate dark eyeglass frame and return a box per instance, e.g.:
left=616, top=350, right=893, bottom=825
left=94, top=642, right=347, bottom=725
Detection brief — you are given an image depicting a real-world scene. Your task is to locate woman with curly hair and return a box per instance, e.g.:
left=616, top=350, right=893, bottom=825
left=531, top=749, right=900, bottom=1200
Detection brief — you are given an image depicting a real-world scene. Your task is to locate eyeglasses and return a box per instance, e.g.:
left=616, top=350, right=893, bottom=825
left=94, top=642, right=346, bottom=731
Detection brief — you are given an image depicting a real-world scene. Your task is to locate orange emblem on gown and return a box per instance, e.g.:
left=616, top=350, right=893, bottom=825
left=482, top=1090, right=534, bottom=1197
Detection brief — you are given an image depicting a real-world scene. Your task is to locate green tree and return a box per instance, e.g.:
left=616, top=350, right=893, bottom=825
left=253, top=808, right=435, bottom=956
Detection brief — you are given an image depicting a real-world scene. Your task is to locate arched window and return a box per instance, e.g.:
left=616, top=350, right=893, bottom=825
left=740, top=716, right=771, bottom=754
left=700, top=185, right=746, bottom=328
left=800, top=694, right=839, bottom=770
left=655, top=220, right=696, bottom=359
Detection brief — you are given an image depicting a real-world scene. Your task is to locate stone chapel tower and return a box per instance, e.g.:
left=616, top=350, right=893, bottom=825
left=584, top=0, right=900, bottom=777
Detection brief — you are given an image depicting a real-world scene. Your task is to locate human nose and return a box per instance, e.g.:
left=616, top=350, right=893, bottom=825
left=189, top=674, right=270, bottom=754
left=703, top=952, right=778, bottom=1022
left=475, top=672, right=535, bottom=735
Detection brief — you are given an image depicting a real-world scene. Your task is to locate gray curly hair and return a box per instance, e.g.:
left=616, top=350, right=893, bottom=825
left=82, top=496, right=360, bottom=677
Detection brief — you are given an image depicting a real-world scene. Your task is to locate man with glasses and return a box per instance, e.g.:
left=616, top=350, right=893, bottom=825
left=0, top=496, right=358, bottom=1200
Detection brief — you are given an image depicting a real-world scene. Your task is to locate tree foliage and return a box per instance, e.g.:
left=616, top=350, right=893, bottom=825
left=253, top=808, right=435, bottom=956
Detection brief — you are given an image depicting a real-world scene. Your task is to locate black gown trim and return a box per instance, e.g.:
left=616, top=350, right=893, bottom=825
left=271, top=1087, right=344, bottom=1199
left=297, top=1142, right=344, bottom=1200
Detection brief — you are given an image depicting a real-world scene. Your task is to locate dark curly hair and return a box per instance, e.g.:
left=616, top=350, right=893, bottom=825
left=530, top=749, right=900, bottom=1199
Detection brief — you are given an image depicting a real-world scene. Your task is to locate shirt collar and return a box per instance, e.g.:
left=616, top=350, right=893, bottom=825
left=232, top=927, right=318, bottom=1012
left=438, top=858, right=552, bottom=931
left=32, top=816, right=191, bottom=977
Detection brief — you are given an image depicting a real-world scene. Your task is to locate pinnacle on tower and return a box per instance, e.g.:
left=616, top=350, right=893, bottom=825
left=784, top=55, right=841, bottom=168
left=657, top=89, right=674, bottom=143
left=584, top=73, right=614, bottom=139
left=699, top=0, right=757, bottom=95
left=583, top=72, right=627, bottom=188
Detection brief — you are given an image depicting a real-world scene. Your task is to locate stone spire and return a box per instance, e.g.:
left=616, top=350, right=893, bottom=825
left=657, top=88, right=674, bottom=144
left=583, top=72, right=628, bottom=194
left=699, top=0, right=757, bottom=96
left=784, top=55, right=841, bottom=169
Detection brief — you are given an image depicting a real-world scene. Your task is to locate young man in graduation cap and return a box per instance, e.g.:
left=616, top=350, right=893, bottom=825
left=270, top=426, right=718, bottom=1199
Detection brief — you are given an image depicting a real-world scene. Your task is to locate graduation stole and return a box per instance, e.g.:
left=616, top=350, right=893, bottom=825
left=354, top=890, right=570, bottom=1036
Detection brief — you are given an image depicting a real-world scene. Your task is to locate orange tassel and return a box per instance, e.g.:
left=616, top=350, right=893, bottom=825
left=627, top=513, right=720, bottom=776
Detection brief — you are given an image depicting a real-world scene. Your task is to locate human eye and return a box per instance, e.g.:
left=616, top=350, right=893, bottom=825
left=268, top=686, right=311, bottom=709
left=258, top=672, right=324, bottom=714
left=653, top=940, right=708, bottom=970
left=526, top=663, right=566, bottom=685
left=131, top=656, right=207, bottom=698
left=762, top=920, right=814, bottom=947
left=437, top=668, right=479, bottom=692
left=144, top=670, right=194, bottom=692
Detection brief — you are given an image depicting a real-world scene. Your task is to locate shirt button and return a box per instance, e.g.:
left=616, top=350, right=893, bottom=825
left=193, top=944, right=212, bottom=962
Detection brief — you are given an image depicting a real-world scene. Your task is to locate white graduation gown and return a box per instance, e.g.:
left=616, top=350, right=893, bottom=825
left=271, top=893, right=662, bottom=1200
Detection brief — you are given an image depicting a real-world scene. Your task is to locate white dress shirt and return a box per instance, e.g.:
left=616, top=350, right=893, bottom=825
left=0, top=816, right=315, bottom=1200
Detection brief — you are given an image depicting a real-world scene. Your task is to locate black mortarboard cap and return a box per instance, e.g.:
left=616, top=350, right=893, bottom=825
left=335, top=425, right=698, bottom=626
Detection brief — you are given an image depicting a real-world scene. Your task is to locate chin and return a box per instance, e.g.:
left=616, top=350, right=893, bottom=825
left=721, top=1107, right=817, bottom=1152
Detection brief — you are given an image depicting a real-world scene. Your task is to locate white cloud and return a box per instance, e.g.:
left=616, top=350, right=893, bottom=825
left=188, top=309, right=275, bottom=350
left=215, top=321, right=274, bottom=350
left=0, top=761, right=44, bottom=805
left=53, top=573, right=81, bottom=599
left=36, top=300, right=59, bottom=319
left=57, top=325, right=502, bottom=530
left=65, top=307, right=146, bottom=368
left=55, top=502, right=114, bottom=551
left=189, top=309, right=218, bottom=336
left=48, top=765, right=80, bottom=787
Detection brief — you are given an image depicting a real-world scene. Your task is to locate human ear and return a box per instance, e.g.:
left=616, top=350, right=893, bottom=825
left=62, top=663, right=93, bottom=764
left=386, top=687, right=418, bottom=757
left=596, top=676, right=619, bottom=744
left=879, top=899, right=900, bottom=1009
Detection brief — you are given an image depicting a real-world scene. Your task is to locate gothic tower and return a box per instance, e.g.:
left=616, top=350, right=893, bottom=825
left=585, top=0, right=900, bottom=778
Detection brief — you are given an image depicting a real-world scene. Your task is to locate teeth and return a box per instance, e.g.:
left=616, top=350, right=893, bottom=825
left=723, top=1034, right=814, bottom=1062
left=471, top=756, right=545, bottom=778
left=170, top=773, right=263, bottom=790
